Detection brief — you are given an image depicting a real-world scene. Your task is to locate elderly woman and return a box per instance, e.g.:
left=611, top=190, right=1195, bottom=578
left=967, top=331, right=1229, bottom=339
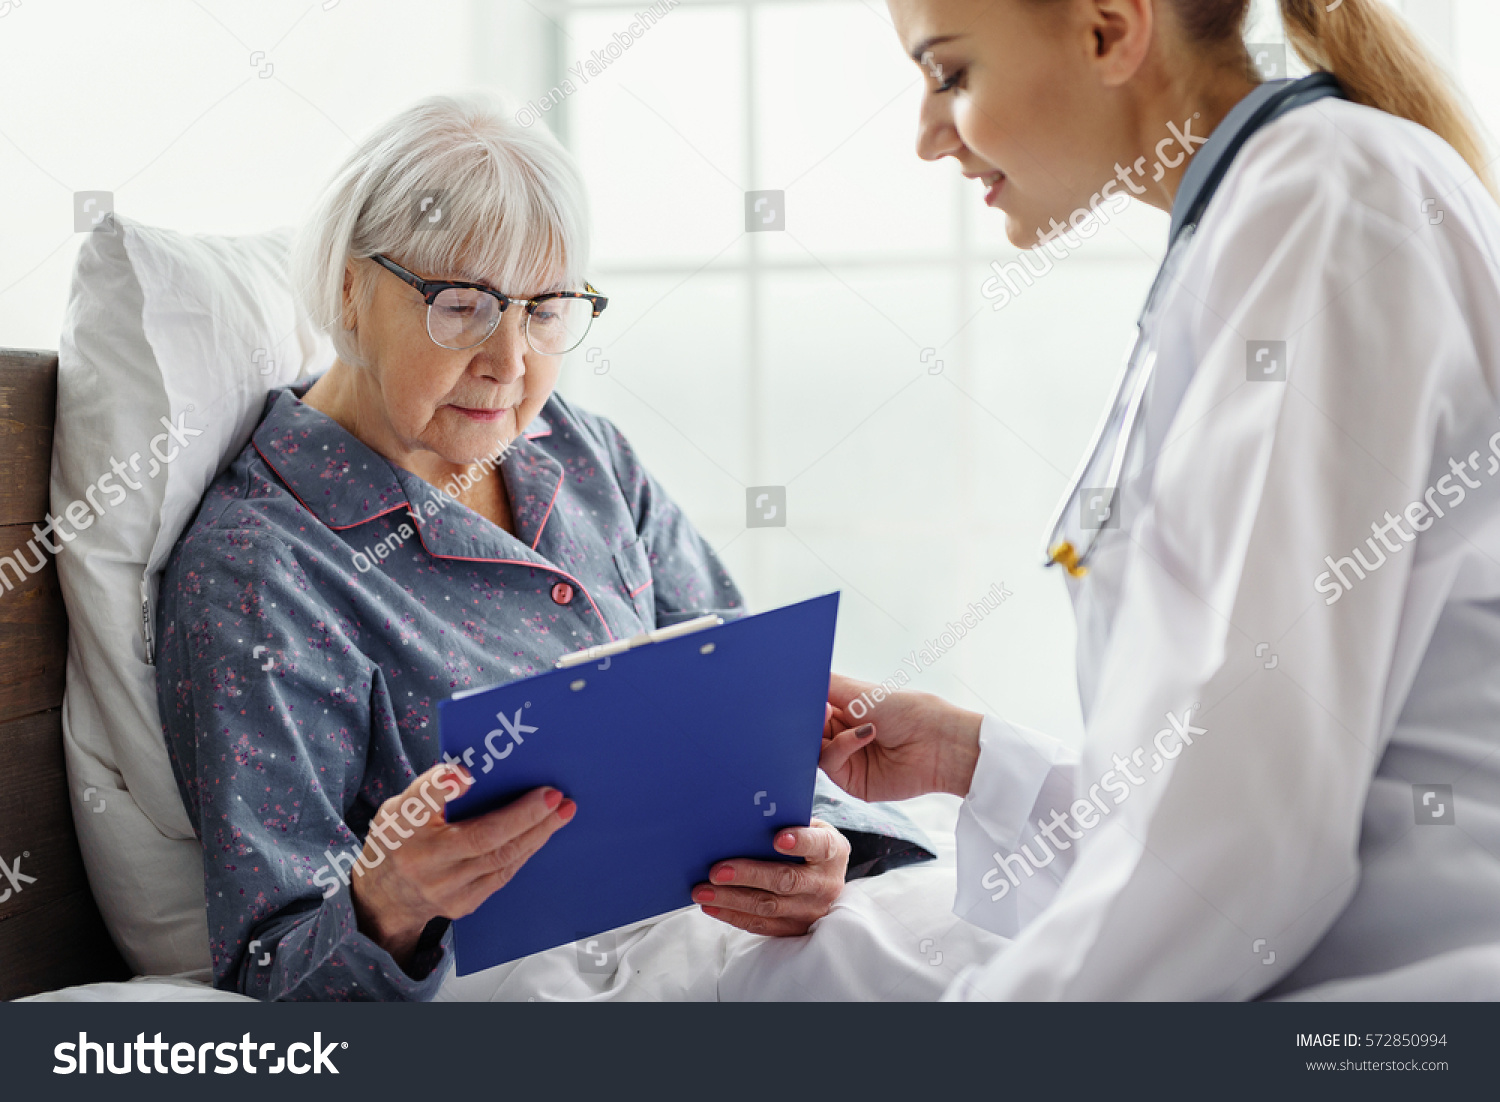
left=156, top=93, right=930, bottom=1001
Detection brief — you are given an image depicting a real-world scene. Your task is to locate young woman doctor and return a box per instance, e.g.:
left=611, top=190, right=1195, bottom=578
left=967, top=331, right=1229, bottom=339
left=820, top=0, right=1500, bottom=999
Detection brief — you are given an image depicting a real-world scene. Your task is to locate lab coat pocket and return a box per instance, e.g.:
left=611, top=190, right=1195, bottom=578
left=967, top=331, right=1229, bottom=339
left=612, top=536, right=654, bottom=623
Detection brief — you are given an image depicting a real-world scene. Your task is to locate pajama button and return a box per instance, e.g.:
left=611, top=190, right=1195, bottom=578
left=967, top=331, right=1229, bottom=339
left=551, top=582, right=574, bottom=605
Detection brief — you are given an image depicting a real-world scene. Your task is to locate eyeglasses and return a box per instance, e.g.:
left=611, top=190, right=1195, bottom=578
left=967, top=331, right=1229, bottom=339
left=367, top=253, right=608, bottom=356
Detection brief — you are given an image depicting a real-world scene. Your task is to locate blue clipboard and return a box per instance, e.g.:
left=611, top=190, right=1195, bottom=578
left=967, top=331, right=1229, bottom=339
left=438, top=591, right=840, bottom=974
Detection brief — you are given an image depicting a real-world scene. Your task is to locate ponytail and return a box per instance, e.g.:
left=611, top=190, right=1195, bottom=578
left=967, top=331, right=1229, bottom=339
left=1276, top=0, right=1493, bottom=194
left=1159, top=0, right=1492, bottom=195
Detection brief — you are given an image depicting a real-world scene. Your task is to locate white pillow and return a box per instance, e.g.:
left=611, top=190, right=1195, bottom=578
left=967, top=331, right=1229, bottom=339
left=54, top=214, right=333, bottom=977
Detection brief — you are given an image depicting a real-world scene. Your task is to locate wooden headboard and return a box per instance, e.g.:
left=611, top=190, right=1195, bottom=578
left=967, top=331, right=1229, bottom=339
left=0, top=349, right=131, bottom=1000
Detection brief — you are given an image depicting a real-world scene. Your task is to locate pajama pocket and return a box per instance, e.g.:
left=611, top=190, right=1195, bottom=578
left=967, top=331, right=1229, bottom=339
left=611, top=536, right=654, bottom=623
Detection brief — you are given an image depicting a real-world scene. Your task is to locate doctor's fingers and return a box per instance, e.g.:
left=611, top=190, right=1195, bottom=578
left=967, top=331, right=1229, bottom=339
left=828, top=671, right=877, bottom=715
left=823, top=701, right=848, bottom=736
left=819, top=723, right=876, bottom=775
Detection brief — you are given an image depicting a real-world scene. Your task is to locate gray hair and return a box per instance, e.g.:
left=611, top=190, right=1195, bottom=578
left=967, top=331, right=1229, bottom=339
left=292, top=92, right=591, bottom=367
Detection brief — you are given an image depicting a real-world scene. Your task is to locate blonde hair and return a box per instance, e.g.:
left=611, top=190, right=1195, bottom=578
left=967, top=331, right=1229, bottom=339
left=1277, top=0, right=1492, bottom=194
left=1165, top=0, right=1493, bottom=195
left=292, top=92, right=592, bottom=368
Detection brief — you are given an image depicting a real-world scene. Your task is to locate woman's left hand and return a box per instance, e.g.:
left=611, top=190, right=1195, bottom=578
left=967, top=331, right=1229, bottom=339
left=691, top=818, right=850, bottom=936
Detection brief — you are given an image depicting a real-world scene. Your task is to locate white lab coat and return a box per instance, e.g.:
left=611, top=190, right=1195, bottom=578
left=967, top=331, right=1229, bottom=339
left=947, top=96, right=1500, bottom=1000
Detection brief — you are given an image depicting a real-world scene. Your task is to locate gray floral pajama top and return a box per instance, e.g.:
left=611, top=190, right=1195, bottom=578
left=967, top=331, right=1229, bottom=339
left=157, top=383, right=931, bottom=1002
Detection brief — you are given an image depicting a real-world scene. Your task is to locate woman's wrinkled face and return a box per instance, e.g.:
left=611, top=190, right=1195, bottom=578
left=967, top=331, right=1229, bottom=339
left=889, top=0, right=1130, bottom=246
left=346, top=255, right=563, bottom=468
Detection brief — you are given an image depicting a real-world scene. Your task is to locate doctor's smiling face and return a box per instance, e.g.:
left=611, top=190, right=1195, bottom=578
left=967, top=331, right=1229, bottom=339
left=889, top=0, right=1257, bottom=245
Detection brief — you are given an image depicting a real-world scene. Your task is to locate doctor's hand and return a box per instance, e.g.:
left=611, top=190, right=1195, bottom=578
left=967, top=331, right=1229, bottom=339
left=691, top=818, right=849, bottom=937
left=819, top=672, right=983, bottom=803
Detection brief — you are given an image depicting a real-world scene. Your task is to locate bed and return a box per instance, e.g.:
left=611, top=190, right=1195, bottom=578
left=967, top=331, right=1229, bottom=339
left=0, top=348, right=132, bottom=999
left=2, top=203, right=1014, bottom=1007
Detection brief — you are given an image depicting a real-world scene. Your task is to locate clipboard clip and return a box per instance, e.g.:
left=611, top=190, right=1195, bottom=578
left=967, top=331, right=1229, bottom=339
left=555, top=613, right=723, bottom=670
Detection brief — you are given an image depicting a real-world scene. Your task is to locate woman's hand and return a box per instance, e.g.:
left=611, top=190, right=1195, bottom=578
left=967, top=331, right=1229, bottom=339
left=691, top=818, right=850, bottom=936
left=818, top=672, right=984, bottom=802
left=349, top=761, right=575, bottom=971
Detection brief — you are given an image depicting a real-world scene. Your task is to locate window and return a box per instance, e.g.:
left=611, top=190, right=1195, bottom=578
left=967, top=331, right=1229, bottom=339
left=545, top=0, right=1169, bottom=740
left=3, top=0, right=1495, bottom=743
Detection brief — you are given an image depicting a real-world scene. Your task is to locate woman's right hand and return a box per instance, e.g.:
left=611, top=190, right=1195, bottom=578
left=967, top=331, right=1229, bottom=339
left=818, top=672, right=984, bottom=803
left=348, top=761, right=575, bottom=969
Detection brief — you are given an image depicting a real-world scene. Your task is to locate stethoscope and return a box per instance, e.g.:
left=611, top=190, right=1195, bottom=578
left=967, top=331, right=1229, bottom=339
left=1042, top=72, right=1347, bottom=578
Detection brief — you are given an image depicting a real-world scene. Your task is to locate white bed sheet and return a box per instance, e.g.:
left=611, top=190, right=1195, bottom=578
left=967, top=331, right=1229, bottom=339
left=19, top=971, right=254, bottom=1004
left=19, top=795, right=1007, bottom=1003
